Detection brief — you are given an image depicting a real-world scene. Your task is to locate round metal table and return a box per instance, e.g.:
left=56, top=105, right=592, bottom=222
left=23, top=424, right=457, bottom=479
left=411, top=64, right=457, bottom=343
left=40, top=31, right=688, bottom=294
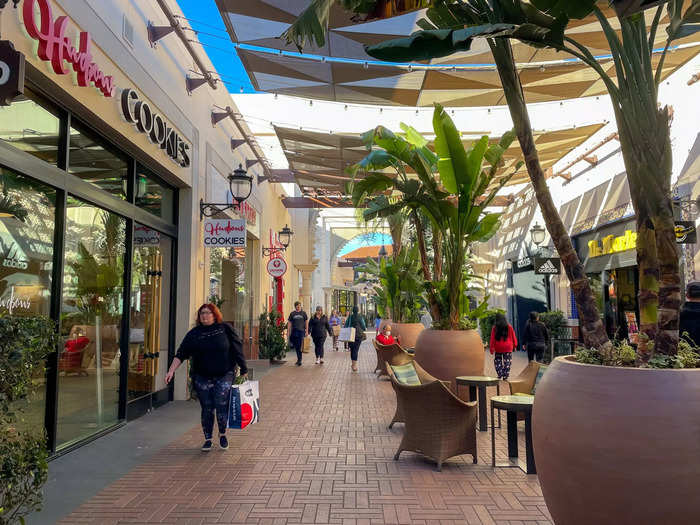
left=490, top=395, right=536, bottom=474
left=455, top=376, right=500, bottom=431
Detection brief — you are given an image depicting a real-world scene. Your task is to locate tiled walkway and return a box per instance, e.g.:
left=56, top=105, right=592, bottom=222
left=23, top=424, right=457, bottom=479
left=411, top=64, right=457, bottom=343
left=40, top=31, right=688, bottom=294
left=60, top=340, right=551, bottom=524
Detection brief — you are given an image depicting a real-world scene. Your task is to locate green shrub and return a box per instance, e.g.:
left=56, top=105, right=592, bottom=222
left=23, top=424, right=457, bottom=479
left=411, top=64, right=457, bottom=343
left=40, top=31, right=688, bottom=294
left=575, top=337, right=700, bottom=369
left=257, top=309, right=289, bottom=360
left=0, top=315, right=57, bottom=524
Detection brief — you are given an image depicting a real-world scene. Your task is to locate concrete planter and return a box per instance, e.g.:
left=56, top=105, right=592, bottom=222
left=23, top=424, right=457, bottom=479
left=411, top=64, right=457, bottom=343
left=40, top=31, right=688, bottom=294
left=392, top=322, right=424, bottom=349
left=414, top=329, right=485, bottom=391
left=533, top=356, right=700, bottom=524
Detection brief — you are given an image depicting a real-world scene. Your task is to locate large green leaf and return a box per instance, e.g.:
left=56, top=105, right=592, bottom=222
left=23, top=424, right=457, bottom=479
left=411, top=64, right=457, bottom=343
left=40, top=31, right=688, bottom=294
left=365, top=24, right=517, bottom=62
left=472, top=213, right=502, bottom=242
left=399, top=122, right=428, bottom=148
left=466, top=135, right=489, bottom=195
left=529, top=0, right=597, bottom=20
left=280, top=0, right=334, bottom=50
left=350, top=173, right=395, bottom=205
left=433, top=103, right=469, bottom=195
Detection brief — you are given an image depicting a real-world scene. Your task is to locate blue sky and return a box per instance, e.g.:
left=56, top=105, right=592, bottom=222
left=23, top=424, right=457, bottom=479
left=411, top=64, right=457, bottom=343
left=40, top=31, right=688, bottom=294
left=178, top=0, right=257, bottom=93
left=337, top=233, right=392, bottom=257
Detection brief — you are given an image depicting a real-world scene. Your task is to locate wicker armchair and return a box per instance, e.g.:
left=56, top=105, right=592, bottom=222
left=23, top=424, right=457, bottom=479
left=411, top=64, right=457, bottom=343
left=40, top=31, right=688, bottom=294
left=508, top=361, right=542, bottom=395
left=387, top=360, right=440, bottom=429
left=386, top=362, right=478, bottom=471
left=373, top=339, right=413, bottom=376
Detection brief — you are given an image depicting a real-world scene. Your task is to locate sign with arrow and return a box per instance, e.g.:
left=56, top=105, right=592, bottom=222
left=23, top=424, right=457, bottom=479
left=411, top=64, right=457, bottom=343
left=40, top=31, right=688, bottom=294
left=534, top=257, right=561, bottom=275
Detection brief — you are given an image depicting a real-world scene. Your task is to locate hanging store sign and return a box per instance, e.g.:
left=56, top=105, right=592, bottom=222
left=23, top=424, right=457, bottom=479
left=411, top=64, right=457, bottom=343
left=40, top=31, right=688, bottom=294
left=534, top=257, right=561, bottom=275
left=22, top=0, right=115, bottom=97
left=120, top=88, right=191, bottom=167
left=203, top=219, right=246, bottom=247
left=266, top=257, right=287, bottom=278
left=0, top=40, right=25, bottom=106
left=225, top=193, right=257, bottom=226
left=675, top=221, right=697, bottom=244
left=513, top=256, right=533, bottom=273
left=588, top=229, right=637, bottom=257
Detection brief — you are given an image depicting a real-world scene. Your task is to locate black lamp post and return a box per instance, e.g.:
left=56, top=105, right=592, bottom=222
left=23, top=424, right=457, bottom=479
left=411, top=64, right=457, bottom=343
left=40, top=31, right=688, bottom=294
left=377, top=244, right=388, bottom=259
left=199, top=163, right=253, bottom=219
left=263, top=225, right=294, bottom=256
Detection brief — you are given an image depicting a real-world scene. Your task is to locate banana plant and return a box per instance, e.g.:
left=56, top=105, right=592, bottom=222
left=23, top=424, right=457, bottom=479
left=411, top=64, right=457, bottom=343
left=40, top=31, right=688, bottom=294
left=350, top=105, right=520, bottom=329
left=281, top=0, right=612, bottom=350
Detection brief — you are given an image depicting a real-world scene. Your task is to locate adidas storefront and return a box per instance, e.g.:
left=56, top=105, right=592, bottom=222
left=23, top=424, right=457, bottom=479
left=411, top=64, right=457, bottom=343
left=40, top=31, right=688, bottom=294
left=573, top=218, right=640, bottom=343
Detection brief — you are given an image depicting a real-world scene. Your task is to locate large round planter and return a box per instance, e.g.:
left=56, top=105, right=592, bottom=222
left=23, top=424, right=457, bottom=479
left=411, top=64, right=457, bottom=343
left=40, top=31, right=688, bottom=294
left=414, top=329, right=485, bottom=390
left=533, top=356, right=700, bottom=524
left=392, top=322, right=424, bottom=349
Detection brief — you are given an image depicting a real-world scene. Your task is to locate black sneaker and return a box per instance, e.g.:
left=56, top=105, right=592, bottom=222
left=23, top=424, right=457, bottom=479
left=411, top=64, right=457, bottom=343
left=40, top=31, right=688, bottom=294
left=201, top=440, right=213, bottom=451
left=219, top=435, right=229, bottom=450
left=295, top=361, right=302, bottom=366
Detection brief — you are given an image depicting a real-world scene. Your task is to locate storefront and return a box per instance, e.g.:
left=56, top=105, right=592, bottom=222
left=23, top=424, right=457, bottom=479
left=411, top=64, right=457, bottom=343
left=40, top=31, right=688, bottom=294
left=0, top=0, right=190, bottom=454
left=574, top=218, right=640, bottom=342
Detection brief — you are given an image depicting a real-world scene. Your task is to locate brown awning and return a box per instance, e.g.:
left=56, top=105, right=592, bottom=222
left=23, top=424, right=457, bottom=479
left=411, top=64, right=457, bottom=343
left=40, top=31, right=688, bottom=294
left=571, top=180, right=612, bottom=235
left=598, top=172, right=633, bottom=226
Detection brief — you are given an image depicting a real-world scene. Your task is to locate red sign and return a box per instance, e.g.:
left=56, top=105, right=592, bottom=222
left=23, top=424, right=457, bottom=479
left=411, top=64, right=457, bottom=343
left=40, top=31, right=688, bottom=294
left=23, top=0, right=115, bottom=97
left=226, top=194, right=257, bottom=226
left=267, top=258, right=287, bottom=278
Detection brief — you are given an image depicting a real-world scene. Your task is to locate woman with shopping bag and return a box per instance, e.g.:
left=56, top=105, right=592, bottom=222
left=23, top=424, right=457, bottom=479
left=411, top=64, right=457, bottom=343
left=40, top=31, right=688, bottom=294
left=329, top=310, right=342, bottom=351
left=165, top=304, right=247, bottom=451
left=344, top=306, right=366, bottom=372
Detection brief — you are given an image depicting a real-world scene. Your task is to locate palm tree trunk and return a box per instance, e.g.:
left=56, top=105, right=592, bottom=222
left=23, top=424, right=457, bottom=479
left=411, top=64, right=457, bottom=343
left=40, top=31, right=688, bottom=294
left=490, top=38, right=610, bottom=352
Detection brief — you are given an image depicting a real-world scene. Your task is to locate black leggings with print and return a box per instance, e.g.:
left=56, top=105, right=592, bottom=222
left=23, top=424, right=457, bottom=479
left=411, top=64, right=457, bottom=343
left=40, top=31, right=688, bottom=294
left=192, top=371, right=234, bottom=439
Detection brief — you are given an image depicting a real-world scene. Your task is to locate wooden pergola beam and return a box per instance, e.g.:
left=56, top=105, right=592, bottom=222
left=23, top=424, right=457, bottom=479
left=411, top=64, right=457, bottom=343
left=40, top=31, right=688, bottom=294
left=555, top=132, right=618, bottom=177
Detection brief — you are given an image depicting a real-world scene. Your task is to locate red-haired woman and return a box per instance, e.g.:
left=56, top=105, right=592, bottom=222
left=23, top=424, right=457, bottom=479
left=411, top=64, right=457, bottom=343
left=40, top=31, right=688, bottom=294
left=165, top=304, right=247, bottom=451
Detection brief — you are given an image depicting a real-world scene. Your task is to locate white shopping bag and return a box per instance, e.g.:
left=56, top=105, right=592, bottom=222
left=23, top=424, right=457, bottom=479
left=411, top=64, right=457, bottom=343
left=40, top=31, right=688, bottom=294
left=338, top=327, right=356, bottom=342
left=228, top=380, right=260, bottom=429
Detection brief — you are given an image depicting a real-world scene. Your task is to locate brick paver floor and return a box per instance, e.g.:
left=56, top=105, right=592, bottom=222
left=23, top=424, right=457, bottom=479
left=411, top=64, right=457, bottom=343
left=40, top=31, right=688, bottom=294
left=61, top=339, right=551, bottom=524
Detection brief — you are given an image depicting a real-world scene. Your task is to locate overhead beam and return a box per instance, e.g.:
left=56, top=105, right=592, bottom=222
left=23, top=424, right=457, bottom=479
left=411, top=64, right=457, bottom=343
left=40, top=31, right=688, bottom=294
left=282, top=197, right=360, bottom=209
left=556, top=132, right=618, bottom=177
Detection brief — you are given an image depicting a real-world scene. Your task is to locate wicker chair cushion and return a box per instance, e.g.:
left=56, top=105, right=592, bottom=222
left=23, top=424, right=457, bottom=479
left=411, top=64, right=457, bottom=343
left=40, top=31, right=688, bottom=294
left=390, top=363, right=421, bottom=386
left=531, top=365, right=548, bottom=394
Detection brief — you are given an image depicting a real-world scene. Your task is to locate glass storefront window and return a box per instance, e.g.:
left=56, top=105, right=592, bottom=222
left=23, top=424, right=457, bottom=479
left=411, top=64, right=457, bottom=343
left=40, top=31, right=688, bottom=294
left=0, top=90, right=61, bottom=166
left=0, top=167, right=56, bottom=431
left=135, top=166, right=175, bottom=222
left=57, top=198, right=126, bottom=448
left=209, top=244, right=253, bottom=351
left=69, top=122, right=128, bottom=200
left=128, top=225, right=172, bottom=400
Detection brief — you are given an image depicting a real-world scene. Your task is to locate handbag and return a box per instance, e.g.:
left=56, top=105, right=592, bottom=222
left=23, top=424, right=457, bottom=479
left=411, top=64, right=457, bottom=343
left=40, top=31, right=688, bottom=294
left=302, top=335, right=311, bottom=353
left=332, top=325, right=341, bottom=337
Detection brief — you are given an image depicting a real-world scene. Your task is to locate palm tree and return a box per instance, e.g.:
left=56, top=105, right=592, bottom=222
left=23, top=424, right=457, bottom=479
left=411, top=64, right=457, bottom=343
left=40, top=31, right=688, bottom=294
left=281, top=0, right=611, bottom=349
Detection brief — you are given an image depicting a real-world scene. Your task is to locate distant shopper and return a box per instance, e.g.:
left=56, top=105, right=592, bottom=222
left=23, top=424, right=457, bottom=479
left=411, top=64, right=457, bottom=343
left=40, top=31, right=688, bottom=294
left=489, top=313, right=517, bottom=380
left=345, top=306, right=366, bottom=372
left=329, top=310, right=342, bottom=351
left=376, top=323, right=396, bottom=346
left=680, top=282, right=700, bottom=346
left=523, top=311, right=550, bottom=362
left=287, top=301, right=308, bottom=366
left=420, top=310, right=433, bottom=329
left=165, top=304, right=247, bottom=451
left=374, top=315, right=382, bottom=332
left=309, top=306, right=333, bottom=364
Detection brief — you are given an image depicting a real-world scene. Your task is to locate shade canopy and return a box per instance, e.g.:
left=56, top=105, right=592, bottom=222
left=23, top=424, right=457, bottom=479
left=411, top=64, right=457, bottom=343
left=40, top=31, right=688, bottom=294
left=276, top=121, right=605, bottom=198
left=218, top=1, right=700, bottom=106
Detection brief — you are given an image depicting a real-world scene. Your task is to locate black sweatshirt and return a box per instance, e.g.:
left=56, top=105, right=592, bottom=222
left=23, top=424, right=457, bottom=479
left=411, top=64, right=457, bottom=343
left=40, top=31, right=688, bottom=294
left=175, top=322, right=248, bottom=378
left=309, top=315, right=333, bottom=340
left=523, top=320, right=550, bottom=347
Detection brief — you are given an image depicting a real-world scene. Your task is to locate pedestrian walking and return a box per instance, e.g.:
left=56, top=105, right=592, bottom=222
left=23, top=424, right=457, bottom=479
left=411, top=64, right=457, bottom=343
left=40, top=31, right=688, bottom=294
left=287, top=301, right=308, bottom=366
left=680, top=281, right=700, bottom=345
left=374, top=315, right=381, bottom=333
left=376, top=323, right=396, bottom=346
left=523, top=311, right=549, bottom=362
left=309, top=306, right=333, bottom=364
left=165, top=303, right=247, bottom=451
left=344, top=306, right=366, bottom=372
left=329, top=309, right=342, bottom=350
left=489, top=312, right=517, bottom=380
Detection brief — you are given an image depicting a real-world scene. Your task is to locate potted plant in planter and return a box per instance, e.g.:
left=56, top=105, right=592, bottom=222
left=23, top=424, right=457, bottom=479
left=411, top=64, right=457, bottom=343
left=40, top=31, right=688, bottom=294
left=257, top=309, right=289, bottom=363
left=0, top=314, right=57, bottom=524
left=356, top=244, right=426, bottom=347
left=350, top=104, right=519, bottom=386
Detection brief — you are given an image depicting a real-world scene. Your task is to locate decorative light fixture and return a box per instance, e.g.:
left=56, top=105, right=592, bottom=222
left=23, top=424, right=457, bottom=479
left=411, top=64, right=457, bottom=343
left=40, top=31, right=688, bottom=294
left=262, top=225, right=294, bottom=255
left=530, top=222, right=546, bottom=247
left=378, top=244, right=388, bottom=259
left=199, top=163, right=253, bottom=219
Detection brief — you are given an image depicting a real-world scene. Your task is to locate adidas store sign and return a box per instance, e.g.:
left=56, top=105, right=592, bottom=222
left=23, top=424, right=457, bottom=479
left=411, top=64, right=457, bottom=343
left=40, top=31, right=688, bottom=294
left=534, top=257, right=561, bottom=275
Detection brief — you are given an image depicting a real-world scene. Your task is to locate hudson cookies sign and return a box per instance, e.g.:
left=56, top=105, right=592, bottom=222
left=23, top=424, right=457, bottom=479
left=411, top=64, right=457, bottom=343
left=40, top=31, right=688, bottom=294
left=21, top=0, right=190, bottom=167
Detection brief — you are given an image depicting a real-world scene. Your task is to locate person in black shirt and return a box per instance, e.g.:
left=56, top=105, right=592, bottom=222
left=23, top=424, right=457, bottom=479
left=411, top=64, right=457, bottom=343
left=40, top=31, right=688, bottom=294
left=680, top=281, right=700, bottom=347
left=309, top=306, right=333, bottom=364
left=522, top=311, right=550, bottom=362
left=287, top=301, right=308, bottom=366
left=165, top=303, right=247, bottom=451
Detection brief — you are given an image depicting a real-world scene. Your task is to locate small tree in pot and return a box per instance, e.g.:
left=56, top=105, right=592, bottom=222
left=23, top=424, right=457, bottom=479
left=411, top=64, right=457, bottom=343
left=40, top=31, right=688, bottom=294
left=0, top=315, right=57, bottom=524
left=257, top=309, right=289, bottom=362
